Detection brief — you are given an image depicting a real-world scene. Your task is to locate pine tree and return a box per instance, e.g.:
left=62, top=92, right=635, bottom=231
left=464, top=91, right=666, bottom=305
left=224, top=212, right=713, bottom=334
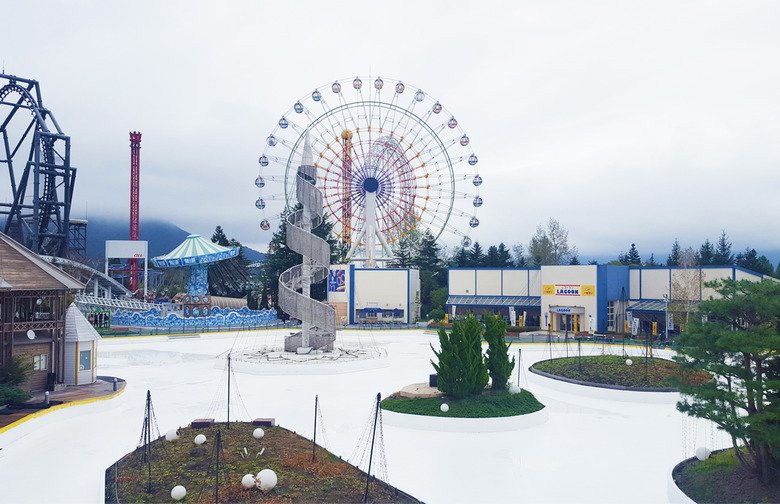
left=470, top=242, right=485, bottom=267
left=483, top=314, right=515, bottom=390
left=625, top=243, right=641, bottom=265
left=698, top=239, right=715, bottom=266
left=714, top=231, right=735, bottom=265
left=496, top=243, right=513, bottom=267
left=485, top=245, right=500, bottom=267
left=431, top=317, right=488, bottom=398
left=667, top=239, right=682, bottom=266
left=673, top=278, right=780, bottom=485
left=452, top=247, right=471, bottom=267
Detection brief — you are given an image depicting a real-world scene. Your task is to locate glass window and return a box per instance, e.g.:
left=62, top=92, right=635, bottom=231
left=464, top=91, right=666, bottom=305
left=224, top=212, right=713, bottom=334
left=33, top=353, right=48, bottom=371
left=79, top=350, right=91, bottom=371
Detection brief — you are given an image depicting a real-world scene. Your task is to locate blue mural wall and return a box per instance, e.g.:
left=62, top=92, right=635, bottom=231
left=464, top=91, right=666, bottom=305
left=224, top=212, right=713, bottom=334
left=111, top=306, right=277, bottom=328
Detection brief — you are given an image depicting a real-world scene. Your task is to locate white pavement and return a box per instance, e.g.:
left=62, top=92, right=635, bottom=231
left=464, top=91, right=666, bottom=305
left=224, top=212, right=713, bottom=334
left=0, top=329, right=726, bottom=503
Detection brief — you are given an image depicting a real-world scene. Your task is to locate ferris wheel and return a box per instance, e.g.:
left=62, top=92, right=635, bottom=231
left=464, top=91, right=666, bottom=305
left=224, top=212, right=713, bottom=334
left=255, top=76, right=482, bottom=265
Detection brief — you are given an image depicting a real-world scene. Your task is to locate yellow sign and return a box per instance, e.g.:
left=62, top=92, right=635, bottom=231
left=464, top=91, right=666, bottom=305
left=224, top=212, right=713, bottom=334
left=625, top=320, right=629, bottom=333
left=543, top=284, right=555, bottom=295
left=518, top=316, right=524, bottom=327
left=652, top=321, right=657, bottom=335
left=582, top=285, right=595, bottom=296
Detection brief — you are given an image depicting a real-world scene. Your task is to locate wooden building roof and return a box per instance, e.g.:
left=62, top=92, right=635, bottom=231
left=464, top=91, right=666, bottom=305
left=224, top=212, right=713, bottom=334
left=0, top=232, right=84, bottom=291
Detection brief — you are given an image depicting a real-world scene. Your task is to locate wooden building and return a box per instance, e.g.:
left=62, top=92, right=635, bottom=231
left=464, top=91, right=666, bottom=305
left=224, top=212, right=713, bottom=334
left=0, top=232, right=84, bottom=392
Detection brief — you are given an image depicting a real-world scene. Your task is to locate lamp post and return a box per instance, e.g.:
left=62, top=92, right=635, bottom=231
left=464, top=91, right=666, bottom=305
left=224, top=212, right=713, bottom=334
left=662, top=294, right=669, bottom=341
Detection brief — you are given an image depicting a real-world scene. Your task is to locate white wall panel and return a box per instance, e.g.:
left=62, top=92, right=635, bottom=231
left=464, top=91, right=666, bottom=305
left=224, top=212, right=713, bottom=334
left=502, top=270, right=528, bottom=296
left=449, top=269, right=476, bottom=295
left=476, top=270, right=502, bottom=296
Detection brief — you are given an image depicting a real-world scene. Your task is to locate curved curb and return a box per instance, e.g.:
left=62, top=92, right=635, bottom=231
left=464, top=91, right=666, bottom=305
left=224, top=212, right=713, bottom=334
left=529, top=362, right=677, bottom=392
left=0, top=383, right=127, bottom=436
left=667, top=462, right=696, bottom=504
left=382, top=406, right=548, bottom=433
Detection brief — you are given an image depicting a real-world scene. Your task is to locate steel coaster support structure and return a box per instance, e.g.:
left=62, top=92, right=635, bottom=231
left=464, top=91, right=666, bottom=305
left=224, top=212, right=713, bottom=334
left=279, top=133, right=336, bottom=352
left=0, top=73, right=76, bottom=257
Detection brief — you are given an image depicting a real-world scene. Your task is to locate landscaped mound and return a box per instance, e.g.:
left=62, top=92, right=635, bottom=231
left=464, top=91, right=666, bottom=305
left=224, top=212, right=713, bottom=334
left=673, top=449, right=780, bottom=504
left=382, top=388, right=544, bottom=418
left=532, top=355, right=711, bottom=389
left=105, top=422, right=418, bottom=503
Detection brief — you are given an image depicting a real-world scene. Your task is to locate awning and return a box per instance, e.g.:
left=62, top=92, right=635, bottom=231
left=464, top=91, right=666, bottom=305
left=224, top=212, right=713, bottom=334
left=627, top=299, right=688, bottom=313
left=446, top=295, right=541, bottom=308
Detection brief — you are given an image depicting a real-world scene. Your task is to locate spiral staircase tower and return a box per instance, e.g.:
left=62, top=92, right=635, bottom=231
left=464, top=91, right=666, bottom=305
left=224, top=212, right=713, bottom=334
left=279, top=133, right=336, bottom=352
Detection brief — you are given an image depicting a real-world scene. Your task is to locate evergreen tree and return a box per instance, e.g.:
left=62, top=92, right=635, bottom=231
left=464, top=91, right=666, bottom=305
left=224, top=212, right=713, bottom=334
left=430, top=317, right=488, bottom=398
left=452, top=247, right=471, bottom=267
left=698, top=239, right=715, bottom=266
left=211, top=225, right=230, bottom=247
left=625, top=243, right=641, bottom=265
left=485, top=245, right=500, bottom=267
left=470, top=242, right=485, bottom=267
left=483, top=314, right=515, bottom=390
left=714, top=231, right=735, bottom=265
left=667, top=238, right=682, bottom=266
left=390, top=235, right=415, bottom=268
left=647, top=253, right=657, bottom=266
left=569, top=255, right=580, bottom=265
left=673, top=278, right=780, bottom=484
left=735, top=247, right=773, bottom=275
left=496, top=243, right=513, bottom=267
left=413, top=230, right=442, bottom=272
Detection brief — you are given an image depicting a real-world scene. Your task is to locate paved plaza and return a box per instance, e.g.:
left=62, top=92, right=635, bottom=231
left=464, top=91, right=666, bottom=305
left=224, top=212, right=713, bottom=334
left=0, top=329, right=725, bottom=503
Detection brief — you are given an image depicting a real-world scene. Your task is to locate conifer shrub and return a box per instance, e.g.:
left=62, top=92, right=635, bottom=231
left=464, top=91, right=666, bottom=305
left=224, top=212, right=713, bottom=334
left=484, top=314, right=515, bottom=390
left=430, top=316, right=488, bottom=398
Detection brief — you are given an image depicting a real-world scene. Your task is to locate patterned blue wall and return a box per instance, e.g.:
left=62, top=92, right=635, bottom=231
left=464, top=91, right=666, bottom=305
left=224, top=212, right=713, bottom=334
left=111, top=306, right=277, bottom=328
left=187, top=265, right=209, bottom=296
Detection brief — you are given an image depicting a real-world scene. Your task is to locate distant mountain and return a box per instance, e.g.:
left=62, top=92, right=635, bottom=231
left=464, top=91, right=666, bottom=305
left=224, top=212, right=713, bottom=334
left=83, top=218, right=265, bottom=262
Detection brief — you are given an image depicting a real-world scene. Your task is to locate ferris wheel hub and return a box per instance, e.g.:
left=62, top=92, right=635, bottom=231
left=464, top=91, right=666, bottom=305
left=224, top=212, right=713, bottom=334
left=362, top=177, right=379, bottom=193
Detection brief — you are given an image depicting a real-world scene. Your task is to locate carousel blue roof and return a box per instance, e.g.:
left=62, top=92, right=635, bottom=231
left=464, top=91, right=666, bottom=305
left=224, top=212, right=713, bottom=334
left=151, top=234, right=239, bottom=268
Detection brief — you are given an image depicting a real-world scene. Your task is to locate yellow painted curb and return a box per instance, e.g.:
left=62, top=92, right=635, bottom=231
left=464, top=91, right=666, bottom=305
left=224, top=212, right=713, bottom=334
left=0, top=383, right=127, bottom=436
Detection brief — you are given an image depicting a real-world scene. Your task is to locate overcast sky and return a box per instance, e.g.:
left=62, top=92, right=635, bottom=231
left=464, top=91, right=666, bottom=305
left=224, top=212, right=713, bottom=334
left=2, top=1, right=779, bottom=263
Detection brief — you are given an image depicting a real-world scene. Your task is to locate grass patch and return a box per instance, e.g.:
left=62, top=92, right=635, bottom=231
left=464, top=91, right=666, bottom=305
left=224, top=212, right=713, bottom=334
left=105, top=422, right=419, bottom=503
left=381, top=389, right=544, bottom=418
left=674, top=448, right=780, bottom=503
left=532, top=355, right=711, bottom=389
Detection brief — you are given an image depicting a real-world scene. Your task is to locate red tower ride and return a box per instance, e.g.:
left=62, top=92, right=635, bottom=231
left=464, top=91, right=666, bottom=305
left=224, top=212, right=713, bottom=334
left=129, top=131, right=141, bottom=292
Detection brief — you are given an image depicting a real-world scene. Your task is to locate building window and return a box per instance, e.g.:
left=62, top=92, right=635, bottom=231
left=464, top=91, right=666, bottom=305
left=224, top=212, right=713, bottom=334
left=79, top=350, right=91, bottom=371
left=33, top=353, right=48, bottom=371
left=607, top=301, right=616, bottom=332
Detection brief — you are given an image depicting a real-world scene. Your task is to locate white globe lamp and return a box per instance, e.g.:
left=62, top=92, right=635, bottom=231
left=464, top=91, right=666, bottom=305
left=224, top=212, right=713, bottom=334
left=256, top=468, right=277, bottom=492
left=171, top=485, right=186, bottom=501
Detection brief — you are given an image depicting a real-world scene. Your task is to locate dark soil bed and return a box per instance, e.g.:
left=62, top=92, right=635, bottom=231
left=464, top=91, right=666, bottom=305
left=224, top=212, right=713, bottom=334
left=532, top=354, right=711, bottom=389
left=105, top=422, right=419, bottom=503
left=673, top=448, right=780, bottom=503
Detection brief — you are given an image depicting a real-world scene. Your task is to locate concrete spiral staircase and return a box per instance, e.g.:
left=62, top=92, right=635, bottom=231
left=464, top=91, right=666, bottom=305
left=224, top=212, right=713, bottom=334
left=278, top=135, right=336, bottom=352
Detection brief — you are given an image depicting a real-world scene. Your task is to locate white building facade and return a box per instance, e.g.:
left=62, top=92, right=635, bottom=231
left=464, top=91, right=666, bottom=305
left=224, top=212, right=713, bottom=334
left=447, top=265, right=770, bottom=334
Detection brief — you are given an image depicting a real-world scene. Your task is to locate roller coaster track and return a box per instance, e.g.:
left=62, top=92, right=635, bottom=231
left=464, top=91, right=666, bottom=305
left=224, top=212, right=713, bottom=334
left=278, top=135, right=336, bottom=352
